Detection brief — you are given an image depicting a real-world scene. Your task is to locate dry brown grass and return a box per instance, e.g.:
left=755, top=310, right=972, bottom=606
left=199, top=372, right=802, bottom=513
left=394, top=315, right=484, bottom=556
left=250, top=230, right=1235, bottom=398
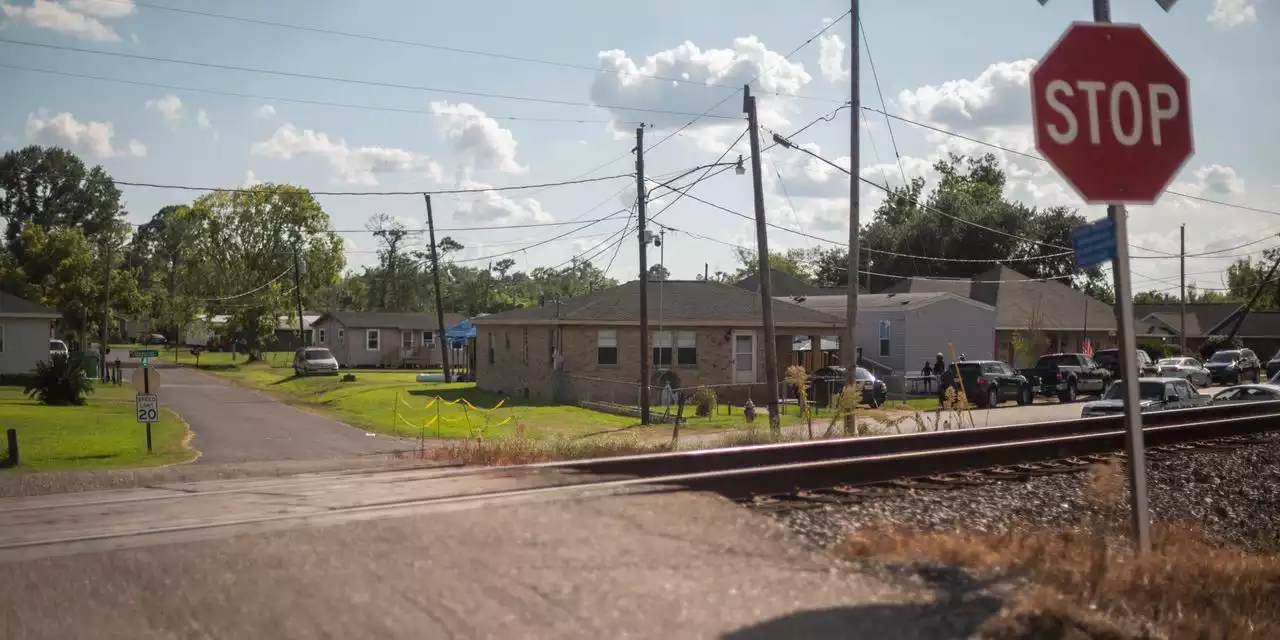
left=837, top=462, right=1280, bottom=639
left=428, top=435, right=671, bottom=466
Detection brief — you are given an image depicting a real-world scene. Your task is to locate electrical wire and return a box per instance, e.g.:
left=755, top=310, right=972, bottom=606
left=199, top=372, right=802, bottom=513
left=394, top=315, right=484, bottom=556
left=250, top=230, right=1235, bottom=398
left=0, top=62, right=630, bottom=125
left=99, top=0, right=844, bottom=104
left=859, top=105, right=1280, bottom=218
left=859, top=16, right=907, bottom=187
left=449, top=209, right=632, bottom=264
left=196, top=265, right=294, bottom=300
left=0, top=38, right=746, bottom=121
left=104, top=172, right=630, bottom=197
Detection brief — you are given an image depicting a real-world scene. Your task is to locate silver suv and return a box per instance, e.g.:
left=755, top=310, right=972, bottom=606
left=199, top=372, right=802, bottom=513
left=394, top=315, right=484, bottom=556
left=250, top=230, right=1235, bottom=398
left=293, top=347, right=339, bottom=376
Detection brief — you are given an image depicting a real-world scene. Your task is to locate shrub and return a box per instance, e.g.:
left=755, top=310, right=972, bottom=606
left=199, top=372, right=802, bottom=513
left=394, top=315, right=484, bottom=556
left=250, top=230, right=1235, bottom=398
left=341, top=373, right=357, bottom=382
left=1200, top=334, right=1244, bottom=361
left=1138, top=341, right=1174, bottom=361
left=24, top=353, right=94, bottom=406
left=691, top=386, right=717, bottom=417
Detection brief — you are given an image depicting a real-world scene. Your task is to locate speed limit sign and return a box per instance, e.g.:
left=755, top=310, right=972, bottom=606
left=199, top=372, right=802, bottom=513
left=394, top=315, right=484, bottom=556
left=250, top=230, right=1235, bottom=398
left=135, top=394, right=159, bottom=424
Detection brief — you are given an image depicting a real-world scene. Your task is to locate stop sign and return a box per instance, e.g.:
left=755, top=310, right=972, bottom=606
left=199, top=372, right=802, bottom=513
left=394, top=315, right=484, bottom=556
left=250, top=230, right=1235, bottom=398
left=1030, top=22, right=1193, bottom=205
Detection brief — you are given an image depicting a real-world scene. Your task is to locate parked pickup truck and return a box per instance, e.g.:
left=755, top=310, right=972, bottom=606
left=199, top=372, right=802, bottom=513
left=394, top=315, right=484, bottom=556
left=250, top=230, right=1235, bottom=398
left=1092, top=348, right=1158, bottom=378
left=1018, top=353, right=1112, bottom=403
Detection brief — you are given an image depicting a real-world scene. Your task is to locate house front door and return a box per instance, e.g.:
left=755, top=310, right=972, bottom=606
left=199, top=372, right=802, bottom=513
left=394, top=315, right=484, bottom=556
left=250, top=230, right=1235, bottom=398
left=732, top=331, right=756, bottom=384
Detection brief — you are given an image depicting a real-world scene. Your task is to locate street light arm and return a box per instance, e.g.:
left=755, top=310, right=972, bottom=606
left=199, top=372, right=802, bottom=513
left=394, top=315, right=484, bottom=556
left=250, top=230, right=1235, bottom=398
left=644, top=157, right=745, bottom=197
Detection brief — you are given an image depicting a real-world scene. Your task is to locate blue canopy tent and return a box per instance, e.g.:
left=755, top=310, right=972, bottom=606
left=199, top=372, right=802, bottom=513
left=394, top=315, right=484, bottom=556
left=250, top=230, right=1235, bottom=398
left=445, top=318, right=476, bottom=349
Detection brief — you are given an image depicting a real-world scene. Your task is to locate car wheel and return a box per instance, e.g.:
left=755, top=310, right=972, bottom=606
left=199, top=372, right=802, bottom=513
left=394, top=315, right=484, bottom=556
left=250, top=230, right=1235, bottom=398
left=1017, top=387, right=1032, bottom=406
left=1059, top=381, right=1077, bottom=403
left=987, top=388, right=999, bottom=409
left=866, top=394, right=880, bottom=409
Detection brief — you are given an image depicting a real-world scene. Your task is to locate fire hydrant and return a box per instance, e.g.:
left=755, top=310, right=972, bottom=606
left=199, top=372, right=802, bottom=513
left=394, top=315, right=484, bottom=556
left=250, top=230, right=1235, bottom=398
left=743, top=398, right=756, bottom=423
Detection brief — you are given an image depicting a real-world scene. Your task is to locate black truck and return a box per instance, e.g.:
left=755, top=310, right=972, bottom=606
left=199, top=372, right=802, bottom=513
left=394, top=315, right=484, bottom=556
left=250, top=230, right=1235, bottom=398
left=1018, top=353, right=1112, bottom=402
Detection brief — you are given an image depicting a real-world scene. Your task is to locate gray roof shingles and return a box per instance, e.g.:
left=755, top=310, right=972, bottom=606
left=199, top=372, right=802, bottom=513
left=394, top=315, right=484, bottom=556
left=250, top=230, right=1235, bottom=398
left=317, top=311, right=464, bottom=331
left=473, top=280, right=845, bottom=327
left=881, top=266, right=1116, bottom=330
left=0, top=291, right=59, bottom=317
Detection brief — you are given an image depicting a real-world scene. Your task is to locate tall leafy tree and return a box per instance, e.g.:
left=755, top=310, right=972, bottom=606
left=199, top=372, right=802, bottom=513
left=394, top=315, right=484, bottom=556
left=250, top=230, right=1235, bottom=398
left=188, top=184, right=345, bottom=359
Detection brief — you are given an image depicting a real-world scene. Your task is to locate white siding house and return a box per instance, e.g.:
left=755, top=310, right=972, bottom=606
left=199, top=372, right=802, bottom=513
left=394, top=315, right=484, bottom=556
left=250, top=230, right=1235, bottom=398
left=0, top=292, right=60, bottom=374
left=786, top=292, right=996, bottom=384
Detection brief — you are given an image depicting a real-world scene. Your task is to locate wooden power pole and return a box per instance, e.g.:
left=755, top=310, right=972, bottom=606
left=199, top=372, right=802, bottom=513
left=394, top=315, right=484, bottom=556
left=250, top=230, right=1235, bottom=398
left=635, top=126, right=651, bottom=425
left=424, top=194, right=451, bottom=382
left=744, top=85, right=782, bottom=433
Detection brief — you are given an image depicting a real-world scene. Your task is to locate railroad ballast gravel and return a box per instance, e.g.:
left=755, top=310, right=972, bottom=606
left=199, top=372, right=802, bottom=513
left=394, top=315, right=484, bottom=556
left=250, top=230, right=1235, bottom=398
left=762, top=432, right=1280, bottom=550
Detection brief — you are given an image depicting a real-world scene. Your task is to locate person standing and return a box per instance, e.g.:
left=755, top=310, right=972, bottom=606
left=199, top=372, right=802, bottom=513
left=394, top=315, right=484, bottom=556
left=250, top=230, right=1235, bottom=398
left=921, top=360, right=933, bottom=392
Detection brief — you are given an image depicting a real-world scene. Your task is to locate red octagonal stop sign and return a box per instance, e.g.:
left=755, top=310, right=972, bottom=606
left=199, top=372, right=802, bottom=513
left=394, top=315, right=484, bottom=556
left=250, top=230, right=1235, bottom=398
left=1031, top=22, right=1194, bottom=205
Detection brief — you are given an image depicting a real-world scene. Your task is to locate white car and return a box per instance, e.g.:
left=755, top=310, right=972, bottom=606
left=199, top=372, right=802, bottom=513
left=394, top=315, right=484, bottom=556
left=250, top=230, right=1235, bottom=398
left=49, top=339, right=68, bottom=357
left=1154, top=357, right=1211, bottom=387
left=293, top=347, right=339, bottom=376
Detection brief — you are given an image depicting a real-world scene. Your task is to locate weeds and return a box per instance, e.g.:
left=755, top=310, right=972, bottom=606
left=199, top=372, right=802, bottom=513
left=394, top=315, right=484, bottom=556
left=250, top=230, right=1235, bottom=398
left=838, top=462, right=1280, bottom=639
left=907, top=387, right=974, bottom=432
left=430, top=434, right=671, bottom=466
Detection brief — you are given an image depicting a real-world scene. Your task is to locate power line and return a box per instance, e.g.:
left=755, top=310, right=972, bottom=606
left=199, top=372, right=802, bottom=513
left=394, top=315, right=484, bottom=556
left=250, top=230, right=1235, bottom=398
left=860, top=105, right=1280, bottom=218
left=643, top=10, right=852, bottom=155
left=450, top=209, right=632, bottom=264
left=196, top=265, right=294, bottom=301
left=0, top=38, right=745, bottom=121
left=0, top=62, right=633, bottom=125
left=102, top=0, right=843, bottom=105
left=106, top=172, right=630, bottom=197
left=859, top=16, right=907, bottom=187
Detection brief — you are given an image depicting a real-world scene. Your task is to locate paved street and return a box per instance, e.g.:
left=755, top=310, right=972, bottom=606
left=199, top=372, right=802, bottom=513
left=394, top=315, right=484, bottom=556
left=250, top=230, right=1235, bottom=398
left=0, top=468, right=959, bottom=639
left=117, top=353, right=408, bottom=464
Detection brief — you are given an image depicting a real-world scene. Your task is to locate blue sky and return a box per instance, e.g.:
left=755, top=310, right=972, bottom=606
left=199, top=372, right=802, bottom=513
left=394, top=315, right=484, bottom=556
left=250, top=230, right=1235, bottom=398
left=1, top=0, right=1275, bottom=295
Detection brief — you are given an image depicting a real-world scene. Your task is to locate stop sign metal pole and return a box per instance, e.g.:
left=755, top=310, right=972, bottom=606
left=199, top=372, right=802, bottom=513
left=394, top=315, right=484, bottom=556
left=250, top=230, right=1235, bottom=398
left=1093, top=0, right=1151, bottom=553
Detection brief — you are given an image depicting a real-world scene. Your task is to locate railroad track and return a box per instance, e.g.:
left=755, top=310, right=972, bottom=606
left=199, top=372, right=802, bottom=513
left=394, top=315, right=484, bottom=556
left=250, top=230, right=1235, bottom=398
left=4, top=403, right=1280, bottom=556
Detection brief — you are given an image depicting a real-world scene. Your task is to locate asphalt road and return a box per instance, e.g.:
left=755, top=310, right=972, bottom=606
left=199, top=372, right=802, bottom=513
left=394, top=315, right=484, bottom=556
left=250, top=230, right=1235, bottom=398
left=0, top=469, right=979, bottom=639
left=117, top=354, right=407, bottom=464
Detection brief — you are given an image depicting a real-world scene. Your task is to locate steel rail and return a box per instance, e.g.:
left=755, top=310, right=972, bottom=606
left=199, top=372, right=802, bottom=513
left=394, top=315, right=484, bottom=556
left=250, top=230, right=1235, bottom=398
left=548, top=401, right=1280, bottom=478
left=6, top=410, right=1277, bottom=553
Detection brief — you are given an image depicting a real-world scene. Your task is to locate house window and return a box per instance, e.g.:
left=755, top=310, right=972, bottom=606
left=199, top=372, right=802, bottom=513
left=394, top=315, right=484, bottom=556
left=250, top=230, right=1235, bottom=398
left=402, top=331, right=413, bottom=349
left=652, top=331, right=672, bottom=366
left=424, top=330, right=434, bottom=348
left=317, top=328, right=326, bottom=344
left=878, top=320, right=891, bottom=357
left=597, top=329, right=618, bottom=365
left=676, top=331, right=697, bottom=365
left=366, top=329, right=380, bottom=351
left=337, top=328, right=344, bottom=344
left=488, top=332, right=495, bottom=365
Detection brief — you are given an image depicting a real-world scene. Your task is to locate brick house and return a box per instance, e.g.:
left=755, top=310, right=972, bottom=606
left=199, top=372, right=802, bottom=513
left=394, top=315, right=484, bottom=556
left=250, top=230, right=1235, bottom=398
left=1136, top=303, right=1280, bottom=358
left=471, top=280, right=845, bottom=405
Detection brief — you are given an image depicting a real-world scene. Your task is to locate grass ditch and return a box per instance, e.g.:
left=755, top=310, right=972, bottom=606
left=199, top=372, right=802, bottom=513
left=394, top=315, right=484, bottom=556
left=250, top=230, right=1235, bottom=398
left=836, top=462, right=1280, bottom=639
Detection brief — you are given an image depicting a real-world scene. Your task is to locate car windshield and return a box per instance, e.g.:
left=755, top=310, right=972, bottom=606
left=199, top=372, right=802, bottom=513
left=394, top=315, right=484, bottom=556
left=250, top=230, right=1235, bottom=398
left=1209, top=351, right=1239, bottom=363
left=1157, top=358, right=1183, bottom=366
left=949, top=363, right=983, bottom=377
left=49, top=341, right=65, bottom=350
left=304, top=349, right=333, bottom=361
left=1037, top=355, right=1076, bottom=368
left=854, top=367, right=873, bottom=381
left=1104, top=381, right=1166, bottom=401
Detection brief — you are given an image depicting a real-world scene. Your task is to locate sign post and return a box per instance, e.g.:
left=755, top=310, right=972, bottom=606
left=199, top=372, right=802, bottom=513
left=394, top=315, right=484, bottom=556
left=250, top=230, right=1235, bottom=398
left=130, top=349, right=161, bottom=453
left=1031, top=5, right=1193, bottom=553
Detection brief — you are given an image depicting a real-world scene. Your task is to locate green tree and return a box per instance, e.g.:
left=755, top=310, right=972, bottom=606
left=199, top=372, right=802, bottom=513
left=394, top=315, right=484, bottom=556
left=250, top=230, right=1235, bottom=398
left=647, top=263, right=670, bottom=281
left=1224, top=249, right=1280, bottom=310
left=857, top=153, right=1104, bottom=294
left=728, top=246, right=812, bottom=282
left=188, top=184, right=345, bottom=359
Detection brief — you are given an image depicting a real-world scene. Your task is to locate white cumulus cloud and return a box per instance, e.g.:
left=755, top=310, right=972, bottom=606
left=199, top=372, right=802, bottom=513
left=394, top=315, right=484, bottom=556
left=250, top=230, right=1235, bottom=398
left=453, top=180, right=554, bottom=224
left=25, top=109, right=145, bottom=158
left=1, top=0, right=133, bottom=42
left=251, top=123, right=442, bottom=185
left=255, top=104, right=276, bottom=119
left=429, top=101, right=526, bottom=174
left=896, top=59, right=1037, bottom=132
left=242, top=170, right=262, bottom=187
left=196, top=109, right=212, bottom=130
left=1208, top=0, right=1259, bottom=28
left=590, top=36, right=812, bottom=130
left=145, top=94, right=184, bottom=124
left=817, top=34, right=849, bottom=83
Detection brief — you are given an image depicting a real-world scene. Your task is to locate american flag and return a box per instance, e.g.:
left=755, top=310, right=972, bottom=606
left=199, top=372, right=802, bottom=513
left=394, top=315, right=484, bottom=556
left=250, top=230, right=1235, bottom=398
left=1081, top=338, right=1094, bottom=357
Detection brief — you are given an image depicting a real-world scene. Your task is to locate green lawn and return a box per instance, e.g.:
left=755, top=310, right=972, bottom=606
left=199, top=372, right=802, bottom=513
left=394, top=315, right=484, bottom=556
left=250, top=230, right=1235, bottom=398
left=166, top=353, right=811, bottom=440
left=1, top=383, right=195, bottom=472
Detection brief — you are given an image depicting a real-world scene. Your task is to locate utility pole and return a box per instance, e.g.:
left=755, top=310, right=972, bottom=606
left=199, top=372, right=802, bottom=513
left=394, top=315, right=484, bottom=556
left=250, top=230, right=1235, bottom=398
left=636, top=125, right=651, bottom=425
left=293, top=246, right=305, bottom=346
left=845, top=0, right=862, bottom=434
left=424, top=194, right=452, bottom=382
left=100, top=241, right=111, bottom=379
left=744, top=85, right=782, bottom=433
left=1180, top=224, right=1187, bottom=355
